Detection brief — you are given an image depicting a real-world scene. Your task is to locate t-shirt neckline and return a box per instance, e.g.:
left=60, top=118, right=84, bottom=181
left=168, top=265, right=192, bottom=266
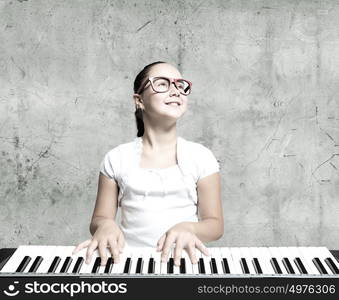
left=135, top=136, right=181, bottom=171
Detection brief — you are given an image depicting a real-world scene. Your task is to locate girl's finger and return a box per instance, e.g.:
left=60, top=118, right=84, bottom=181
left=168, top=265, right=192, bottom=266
left=117, top=233, right=125, bottom=253
left=98, top=240, right=108, bottom=266
left=108, top=238, right=120, bottom=263
left=86, top=239, right=98, bottom=264
left=157, top=234, right=166, bottom=251
left=72, top=239, right=91, bottom=254
left=195, top=239, right=209, bottom=256
left=186, top=245, right=198, bottom=264
left=173, top=241, right=184, bottom=266
left=161, top=234, right=176, bottom=263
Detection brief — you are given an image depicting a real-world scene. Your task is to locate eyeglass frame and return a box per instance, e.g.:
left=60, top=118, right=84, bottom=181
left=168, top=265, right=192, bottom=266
left=136, top=76, right=192, bottom=96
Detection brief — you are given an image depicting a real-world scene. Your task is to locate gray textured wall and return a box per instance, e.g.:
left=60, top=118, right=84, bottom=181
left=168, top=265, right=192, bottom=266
left=0, top=0, right=338, bottom=249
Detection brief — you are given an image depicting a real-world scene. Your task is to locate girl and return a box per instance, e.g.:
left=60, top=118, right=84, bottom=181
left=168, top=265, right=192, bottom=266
left=73, top=61, right=224, bottom=267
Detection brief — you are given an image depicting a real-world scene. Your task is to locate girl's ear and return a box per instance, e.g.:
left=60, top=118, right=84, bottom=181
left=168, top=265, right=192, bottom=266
left=133, top=94, right=144, bottom=109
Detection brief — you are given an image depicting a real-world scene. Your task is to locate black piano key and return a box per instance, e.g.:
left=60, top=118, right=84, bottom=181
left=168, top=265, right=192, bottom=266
left=252, top=258, right=263, bottom=274
left=325, top=257, right=339, bottom=274
left=282, top=257, right=295, bottom=274
left=16, top=256, right=32, bottom=272
left=48, top=256, right=61, bottom=273
left=91, top=257, right=101, bottom=273
left=60, top=257, right=72, bottom=273
left=167, top=258, right=174, bottom=274
left=123, top=258, right=131, bottom=274
left=312, top=258, right=328, bottom=274
left=222, top=258, right=230, bottom=274
left=27, top=256, right=43, bottom=273
left=270, top=257, right=282, bottom=274
left=72, top=257, right=84, bottom=273
left=28, top=256, right=43, bottom=273
left=104, top=257, right=114, bottom=273
left=136, top=258, right=143, bottom=274
left=198, top=258, right=205, bottom=274
left=210, top=258, right=218, bottom=274
left=294, top=257, right=308, bottom=274
left=148, top=258, right=155, bottom=274
left=180, top=258, right=186, bottom=274
left=240, top=258, right=250, bottom=274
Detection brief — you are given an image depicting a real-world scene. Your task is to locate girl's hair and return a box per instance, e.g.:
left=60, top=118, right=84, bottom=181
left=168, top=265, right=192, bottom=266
left=133, top=61, right=167, bottom=137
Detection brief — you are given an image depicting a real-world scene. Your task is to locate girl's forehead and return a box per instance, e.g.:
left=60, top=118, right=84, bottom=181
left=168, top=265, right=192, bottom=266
left=148, top=63, right=182, bottom=78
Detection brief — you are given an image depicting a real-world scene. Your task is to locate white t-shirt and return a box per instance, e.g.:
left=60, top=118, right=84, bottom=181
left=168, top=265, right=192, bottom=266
left=99, top=136, right=220, bottom=247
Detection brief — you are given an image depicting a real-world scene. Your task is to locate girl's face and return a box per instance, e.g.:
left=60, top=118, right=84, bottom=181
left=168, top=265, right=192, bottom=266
left=135, top=63, right=189, bottom=121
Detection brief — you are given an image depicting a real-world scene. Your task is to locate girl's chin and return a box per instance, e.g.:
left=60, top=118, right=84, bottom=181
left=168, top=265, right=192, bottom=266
left=161, top=110, right=185, bottom=119
left=146, top=107, right=186, bottom=120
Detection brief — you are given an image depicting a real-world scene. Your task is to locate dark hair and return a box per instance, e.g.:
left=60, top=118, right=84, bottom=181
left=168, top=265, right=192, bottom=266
left=133, top=61, right=167, bottom=137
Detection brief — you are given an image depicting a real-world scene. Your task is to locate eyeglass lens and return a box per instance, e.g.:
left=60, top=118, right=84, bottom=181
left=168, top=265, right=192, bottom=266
left=152, top=77, right=191, bottom=95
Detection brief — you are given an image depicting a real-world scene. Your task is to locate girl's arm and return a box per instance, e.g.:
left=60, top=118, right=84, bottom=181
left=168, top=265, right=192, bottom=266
left=73, top=174, right=124, bottom=266
left=90, top=174, right=119, bottom=234
left=192, top=171, right=224, bottom=241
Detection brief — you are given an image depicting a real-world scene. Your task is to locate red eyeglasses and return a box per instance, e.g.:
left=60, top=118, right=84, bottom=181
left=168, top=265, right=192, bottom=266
left=137, top=77, right=192, bottom=96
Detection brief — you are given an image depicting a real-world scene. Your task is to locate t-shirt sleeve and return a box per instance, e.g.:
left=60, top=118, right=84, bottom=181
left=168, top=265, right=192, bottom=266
left=99, top=146, right=120, bottom=181
left=197, top=145, right=220, bottom=180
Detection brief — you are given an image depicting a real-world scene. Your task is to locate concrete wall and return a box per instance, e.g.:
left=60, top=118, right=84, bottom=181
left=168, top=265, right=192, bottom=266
left=0, top=0, right=338, bottom=249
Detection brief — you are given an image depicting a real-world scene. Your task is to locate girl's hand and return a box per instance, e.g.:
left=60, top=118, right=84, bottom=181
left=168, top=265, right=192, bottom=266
left=156, top=222, right=209, bottom=266
left=73, top=220, right=125, bottom=266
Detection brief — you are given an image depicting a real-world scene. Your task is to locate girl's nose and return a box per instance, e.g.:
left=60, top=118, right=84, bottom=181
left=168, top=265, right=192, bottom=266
left=169, top=82, right=180, bottom=96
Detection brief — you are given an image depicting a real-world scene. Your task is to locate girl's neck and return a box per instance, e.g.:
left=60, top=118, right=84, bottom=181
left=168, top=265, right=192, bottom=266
left=141, top=131, right=178, bottom=152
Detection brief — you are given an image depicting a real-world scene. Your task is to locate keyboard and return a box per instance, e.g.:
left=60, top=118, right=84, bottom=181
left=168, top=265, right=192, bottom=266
left=1, top=246, right=339, bottom=276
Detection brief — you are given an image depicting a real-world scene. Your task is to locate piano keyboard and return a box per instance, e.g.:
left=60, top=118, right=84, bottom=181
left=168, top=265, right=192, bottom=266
left=1, top=246, right=339, bottom=276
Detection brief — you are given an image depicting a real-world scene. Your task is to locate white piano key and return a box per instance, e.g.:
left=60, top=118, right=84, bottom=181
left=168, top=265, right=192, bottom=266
left=295, top=247, right=319, bottom=275
left=35, top=246, right=59, bottom=273
left=249, top=247, right=274, bottom=275
left=310, top=247, right=333, bottom=275
left=288, top=247, right=309, bottom=275
left=113, top=252, right=128, bottom=274
left=106, top=256, right=117, bottom=274
left=1, top=245, right=31, bottom=273
left=140, top=248, right=150, bottom=275
left=190, top=248, right=200, bottom=275
left=159, top=247, right=170, bottom=275
left=49, top=246, right=69, bottom=273
left=319, top=247, right=339, bottom=274
left=229, top=247, right=244, bottom=274
left=201, top=250, right=212, bottom=275
left=195, top=248, right=205, bottom=274
left=173, top=264, right=180, bottom=274
left=209, top=248, right=223, bottom=274
left=220, top=247, right=236, bottom=274
left=160, top=261, right=168, bottom=274
left=281, top=247, right=300, bottom=275
left=54, top=246, right=74, bottom=273
left=118, top=246, right=133, bottom=274
left=172, top=248, right=180, bottom=275
left=67, top=247, right=86, bottom=274
left=296, top=247, right=321, bottom=275
left=268, top=247, right=288, bottom=275
left=239, top=247, right=257, bottom=275
left=22, top=246, right=44, bottom=273
left=129, top=247, right=142, bottom=274
left=150, top=249, right=161, bottom=274
left=97, top=263, right=106, bottom=274
left=297, top=247, right=321, bottom=275
left=181, top=249, right=193, bottom=274
left=137, top=247, right=149, bottom=274
left=80, top=251, right=99, bottom=274
left=21, top=248, right=35, bottom=273
left=97, top=248, right=112, bottom=274
left=142, top=248, right=150, bottom=274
